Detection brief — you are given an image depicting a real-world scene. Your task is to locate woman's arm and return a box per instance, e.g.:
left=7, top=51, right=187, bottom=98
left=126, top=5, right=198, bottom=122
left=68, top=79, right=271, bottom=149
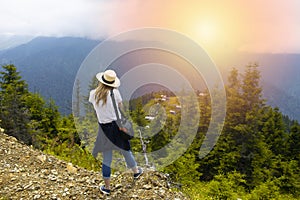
left=118, top=102, right=125, bottom=115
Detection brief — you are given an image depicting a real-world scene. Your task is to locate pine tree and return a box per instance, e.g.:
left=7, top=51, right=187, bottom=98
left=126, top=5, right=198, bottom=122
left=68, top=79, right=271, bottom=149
left=0, top=64, right=32, bottom=144
left=82, top=76, right=98, bottom=120
left=287, top=122, right=300, bottom=160
left=131, top=98, right=147, bottom=127
left=241, top=63, right=264, bottom=114
left=260, top=107, right=288, bottom=155
left=73, top=78, right=81, bottom=118
left=218, top=68, right=244, bottom=171
left=23, top=92, right=48, bottom=148
left=226, top=67, right=245, bottom=127
left=235, top=64, right=263, bottom=185
left=198, top=69, right=244, bottom=180
left=198, top=89, right=211, bottom=134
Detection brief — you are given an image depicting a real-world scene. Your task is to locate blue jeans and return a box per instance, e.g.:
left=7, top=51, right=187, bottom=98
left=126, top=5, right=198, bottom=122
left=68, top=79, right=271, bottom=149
left=102, top=150, right=137, bottom=179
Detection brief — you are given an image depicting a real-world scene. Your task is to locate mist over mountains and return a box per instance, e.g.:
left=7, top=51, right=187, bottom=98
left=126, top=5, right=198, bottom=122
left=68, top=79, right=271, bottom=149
left=0, top=37, right=299, bottom=121
left=0, top=37, right=99, bottom=114
left=0, top=35, right=34, bottom=50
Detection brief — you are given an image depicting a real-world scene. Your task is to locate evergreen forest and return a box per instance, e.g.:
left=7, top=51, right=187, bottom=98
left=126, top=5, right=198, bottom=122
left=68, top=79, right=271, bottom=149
left=1, top=64, right=300, bottom=199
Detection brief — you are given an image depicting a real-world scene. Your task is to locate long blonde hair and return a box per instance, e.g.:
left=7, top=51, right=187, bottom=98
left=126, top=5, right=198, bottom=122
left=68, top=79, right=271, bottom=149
left=95, top=82, right=113, bottom=105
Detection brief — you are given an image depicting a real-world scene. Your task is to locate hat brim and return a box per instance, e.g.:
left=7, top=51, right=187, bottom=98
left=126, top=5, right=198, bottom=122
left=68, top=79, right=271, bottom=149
left=96, top=72, right=120, bottom=88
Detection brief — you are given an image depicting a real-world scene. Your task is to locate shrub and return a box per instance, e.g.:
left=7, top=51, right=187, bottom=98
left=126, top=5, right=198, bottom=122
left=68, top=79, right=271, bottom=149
left=249, top=180, right=280, bottom=200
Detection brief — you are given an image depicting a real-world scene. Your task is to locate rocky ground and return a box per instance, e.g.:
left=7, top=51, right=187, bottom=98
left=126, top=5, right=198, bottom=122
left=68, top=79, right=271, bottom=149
left=0, top=132, right=188, bottom=200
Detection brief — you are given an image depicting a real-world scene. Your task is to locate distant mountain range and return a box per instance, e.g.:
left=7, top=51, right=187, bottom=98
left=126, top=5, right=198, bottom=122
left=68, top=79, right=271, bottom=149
left=0, top=37, right=100, bottom=114
left=0, top=35, right=34, bottom=50
left=0, top=36, right=299, bottom=121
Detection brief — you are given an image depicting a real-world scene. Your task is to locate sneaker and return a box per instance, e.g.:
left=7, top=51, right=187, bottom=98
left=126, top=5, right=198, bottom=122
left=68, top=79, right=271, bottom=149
left=100, top=185, right=110, bottom=195
left=134, top=167, right=143, bottom=179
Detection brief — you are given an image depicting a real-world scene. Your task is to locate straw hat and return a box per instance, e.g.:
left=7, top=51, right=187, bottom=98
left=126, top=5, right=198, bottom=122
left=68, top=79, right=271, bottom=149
left=96, top=69, right=120, bottom=88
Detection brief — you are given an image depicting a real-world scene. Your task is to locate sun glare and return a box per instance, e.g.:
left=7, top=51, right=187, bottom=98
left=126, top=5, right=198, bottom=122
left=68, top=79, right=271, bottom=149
left=184, top=19, right=219, bottom=56
left=196, top=21, right=217, bottom=43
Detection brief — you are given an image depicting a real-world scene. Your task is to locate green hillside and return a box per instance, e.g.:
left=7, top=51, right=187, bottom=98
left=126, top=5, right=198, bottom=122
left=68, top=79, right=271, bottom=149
left=1, top=64, right=300, bottom=199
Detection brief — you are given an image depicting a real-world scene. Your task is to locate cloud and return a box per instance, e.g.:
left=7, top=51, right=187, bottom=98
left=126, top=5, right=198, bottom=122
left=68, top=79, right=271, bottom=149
left=0, top=0, right=113, bottom=39
left=0, top=0, right=299, bottom=53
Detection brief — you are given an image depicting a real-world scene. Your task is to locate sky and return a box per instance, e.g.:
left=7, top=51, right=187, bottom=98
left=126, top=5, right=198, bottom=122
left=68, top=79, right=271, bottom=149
left=0, top=0, right=300, bottom=56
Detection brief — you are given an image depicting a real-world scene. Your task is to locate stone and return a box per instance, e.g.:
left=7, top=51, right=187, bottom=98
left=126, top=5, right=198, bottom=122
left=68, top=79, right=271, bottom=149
left=37, top=155, right=47, bottom=163
left=66, top=163, right=77, bottom=174
left=33, top=194, right=41, bottom=199
left=0, top=132, right=189, bottom=199
left=51, top=169, right=58, bottom=175
left=114, top=183, right=122, bottom=189
left=143, top=184, right=152, bottom=190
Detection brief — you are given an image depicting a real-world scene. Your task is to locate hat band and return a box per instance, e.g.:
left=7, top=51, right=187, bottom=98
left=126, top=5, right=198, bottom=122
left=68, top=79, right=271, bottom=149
left=102, top=75, right=115, bottom=84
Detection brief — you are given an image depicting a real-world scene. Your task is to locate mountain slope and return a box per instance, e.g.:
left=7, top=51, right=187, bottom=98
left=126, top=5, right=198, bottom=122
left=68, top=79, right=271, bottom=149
left=0, top=132, right=188, bottom=199
left=0, top=37, right=300, bottom=121
left=0, top=35, right=34, bottom=50
left=0, top=37, right=100, bottom=114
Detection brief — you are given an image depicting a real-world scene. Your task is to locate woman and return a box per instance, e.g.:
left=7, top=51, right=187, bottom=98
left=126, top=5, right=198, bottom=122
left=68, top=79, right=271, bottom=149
left=89, top=69, right=143, bottom=195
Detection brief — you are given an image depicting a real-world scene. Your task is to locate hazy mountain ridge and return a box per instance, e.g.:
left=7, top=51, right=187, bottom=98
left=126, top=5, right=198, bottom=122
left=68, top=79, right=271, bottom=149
left=0, top=37, right=100, bottom=114
left=262, top=81, right=300, bottom=120
left=0, top=37, right=299, bottom=121
left=0, top=35, right=34, bottom=51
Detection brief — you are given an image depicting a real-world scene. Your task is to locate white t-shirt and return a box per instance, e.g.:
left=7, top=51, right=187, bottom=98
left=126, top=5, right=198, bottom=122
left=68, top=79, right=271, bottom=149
left=89, top=89, right=122, bottom=124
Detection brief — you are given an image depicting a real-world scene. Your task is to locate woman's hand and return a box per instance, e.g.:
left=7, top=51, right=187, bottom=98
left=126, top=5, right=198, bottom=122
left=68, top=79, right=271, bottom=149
left=119, top=127, right=128, bottom=133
